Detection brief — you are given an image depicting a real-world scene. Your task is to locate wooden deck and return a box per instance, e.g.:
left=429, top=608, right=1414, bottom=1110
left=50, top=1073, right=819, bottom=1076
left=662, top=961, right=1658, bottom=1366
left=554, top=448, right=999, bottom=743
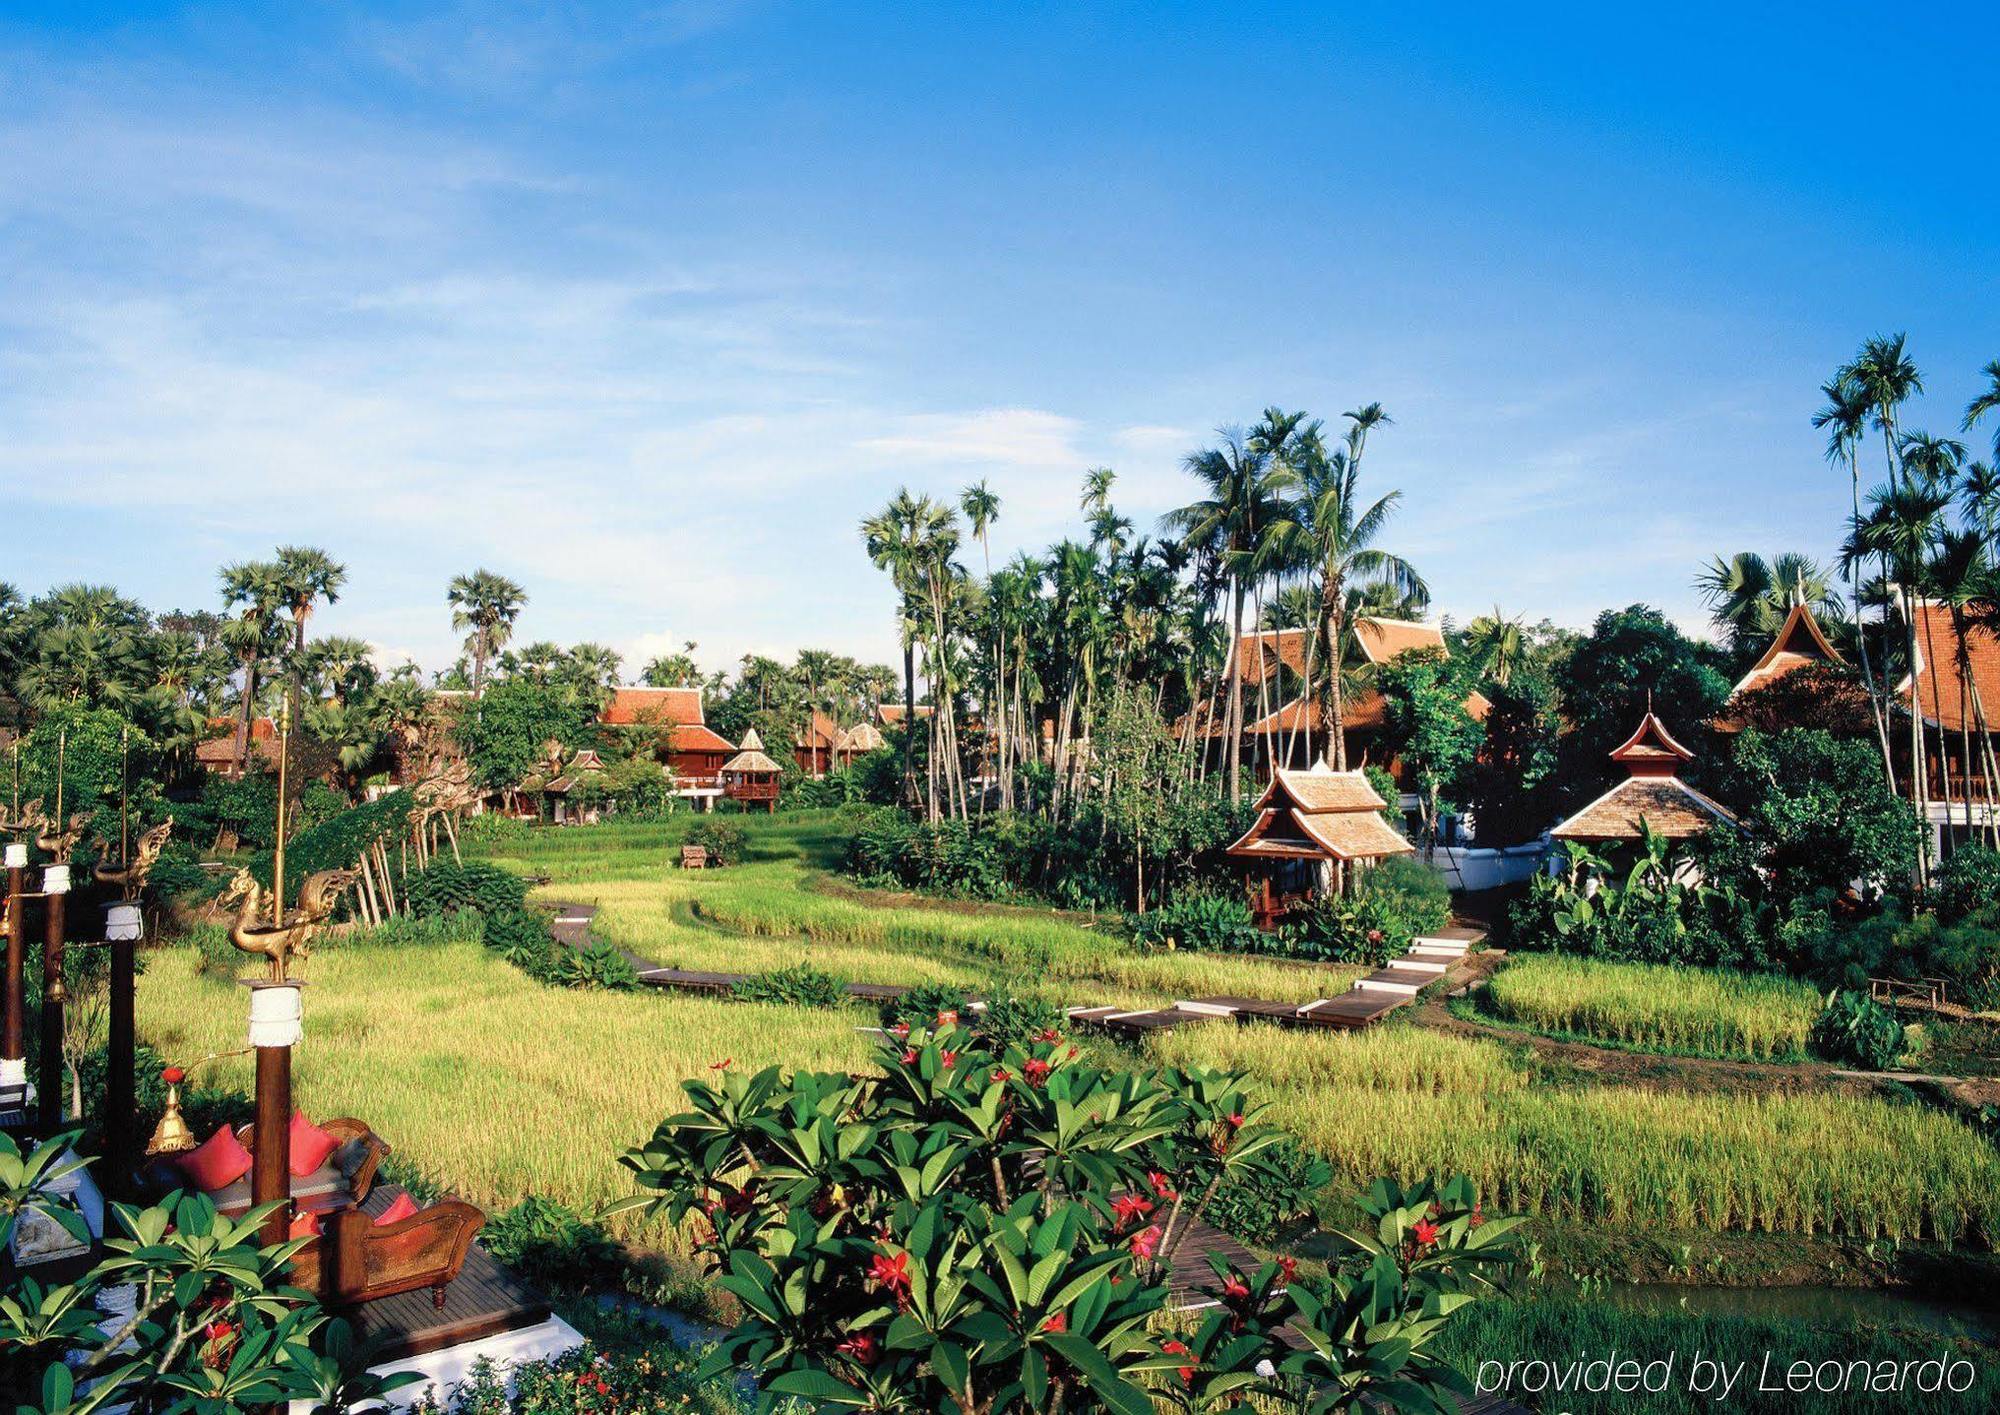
left=344, top=1187, right=552, bottom=1362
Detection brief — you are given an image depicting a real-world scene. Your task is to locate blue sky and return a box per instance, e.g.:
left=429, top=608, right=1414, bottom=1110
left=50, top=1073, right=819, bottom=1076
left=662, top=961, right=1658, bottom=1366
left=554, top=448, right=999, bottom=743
left=3, top=2, right=1997, bottom=678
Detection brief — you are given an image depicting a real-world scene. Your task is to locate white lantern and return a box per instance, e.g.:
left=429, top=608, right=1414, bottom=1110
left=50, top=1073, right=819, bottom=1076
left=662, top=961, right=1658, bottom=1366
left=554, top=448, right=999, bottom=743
left=2, top=843, right=25, bottom=869
left=41, top=864, right=70, bottom=895
left=104, top=902, right=144, bottom=941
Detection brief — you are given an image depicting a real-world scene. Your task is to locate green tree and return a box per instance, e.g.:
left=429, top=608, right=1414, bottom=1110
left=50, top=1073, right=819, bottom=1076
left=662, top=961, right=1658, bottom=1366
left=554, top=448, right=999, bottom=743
left=1554, top=605, right=1730, bottom=805
left=454, top=676, right=596, bottom=795
left=1461, top=671, right=1563, bottom=847
left=1694, top=551, right=1839, bottom=659
left=1377, top=649, right=1482, bottom=853
left=218, top=559, right=286, bottom=777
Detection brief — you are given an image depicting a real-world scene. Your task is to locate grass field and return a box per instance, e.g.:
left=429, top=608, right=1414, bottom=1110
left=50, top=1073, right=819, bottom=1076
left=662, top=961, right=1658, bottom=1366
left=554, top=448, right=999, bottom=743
left=133, top=934, right=873, bottom=1251
left=1477, top=954, right=1822, bottom=1061
left=134, top=812, right=2000, bottom=1254
left=1149, top=1020, right=2000, bottom=1242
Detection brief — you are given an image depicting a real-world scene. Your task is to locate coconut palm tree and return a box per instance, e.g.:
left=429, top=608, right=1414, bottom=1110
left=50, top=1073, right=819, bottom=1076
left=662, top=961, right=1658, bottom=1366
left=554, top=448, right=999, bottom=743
left=563, top=643, right=623, bottom=708
left=1959, top=462, right=2000, bottom=545
left=446, top=570, right=527, bottom=702
left=1165, top=430, right=1287, bottom=804
left=1845, top=334, right=1923, bottom=490
left=1462, top=607, right=1527, bottom=688
left=1963, top=359, right=2000, bottom=460
left=1263, top=416, right=1425, bottom=770
left=1694, top=551, right=1839, bottom=655
left=960, top=479, right=1002, bottom=810
left=1900, top=432, right=1968, bottom=493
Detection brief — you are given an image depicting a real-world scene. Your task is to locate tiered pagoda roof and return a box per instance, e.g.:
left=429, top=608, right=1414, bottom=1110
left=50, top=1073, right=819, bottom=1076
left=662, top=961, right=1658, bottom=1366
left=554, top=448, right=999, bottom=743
left=1224, top=762, right=1414, bottom=862
left=1550, top=710, right=1736, bottom=841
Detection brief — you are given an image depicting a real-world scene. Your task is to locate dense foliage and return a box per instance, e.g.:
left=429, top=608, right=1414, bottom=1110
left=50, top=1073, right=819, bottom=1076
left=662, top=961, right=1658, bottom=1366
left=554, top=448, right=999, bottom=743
left=1808, top=991, right=1906, bottom=1070
left=615, top=1024, right=1519, bottom=1414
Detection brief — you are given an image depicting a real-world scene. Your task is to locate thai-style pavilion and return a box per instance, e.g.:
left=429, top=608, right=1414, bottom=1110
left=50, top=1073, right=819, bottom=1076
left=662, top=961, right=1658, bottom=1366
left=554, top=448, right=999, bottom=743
left=794, top=710, right=840, bottom=778
left=598, top=686, right=736, bottom=801
left=1715, top=600, right=1849, bottom=734
left=1224, top=761, right=1414, bottom=928
left=832, top=719, right=887, bottom=767
left=721, top=728, right=783, bottom=812
left=1550, top=710, right=1737, bottom=846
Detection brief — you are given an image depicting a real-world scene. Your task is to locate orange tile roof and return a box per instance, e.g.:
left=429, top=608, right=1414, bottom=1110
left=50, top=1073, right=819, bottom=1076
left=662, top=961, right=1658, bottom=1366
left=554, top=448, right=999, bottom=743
left=601, top=686, right=705, bottom=727
left=1902, top=601, right=2000, bottom=734
left=878, top=703, right=934, bottom=725
left=1351, top=616, right=1447, bottom=664
left=195, top=718, right=280, bottom=766
left=796, top=710, right=840, bottom=749
left=667, top=724, right=737, bottom=754
left=1729, top=602, right=1847, bottom=700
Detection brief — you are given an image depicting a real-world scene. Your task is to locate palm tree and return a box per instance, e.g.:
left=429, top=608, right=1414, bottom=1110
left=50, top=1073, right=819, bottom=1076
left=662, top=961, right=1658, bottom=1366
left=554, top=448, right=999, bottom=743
left=1959, top=462, right=2000, bottom=545
left=960, top=480, right=1002, bottom=808
left=1900, top=432, right=1967, bottom=492
left=1963, top=359, right=2000, bottom=460
left=1263, top=414, right=1424, bottom=771
left=1694, top=551, right=1839, bottom=654
left=1165, top=431, right=1286, bottom=804
left=1816, top=373, right=1897, bottom=784
left=1845, top=334, right=1923, bottom=490
left=219, top=560, right=285, bottom=777
left=864, top=491, right=939, bottom=810
left=1462, top=607, right=1526, bottom=688
left=642, top=643, right=701, bottom=688
left=446, top=570, right=527, bottom=702
left=563, top=643, right=623, bottom=709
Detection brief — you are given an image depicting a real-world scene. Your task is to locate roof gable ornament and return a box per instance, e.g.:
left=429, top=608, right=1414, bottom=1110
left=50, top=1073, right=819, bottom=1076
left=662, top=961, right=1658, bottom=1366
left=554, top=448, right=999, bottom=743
left=1608, top=703, right=1694, bottom=777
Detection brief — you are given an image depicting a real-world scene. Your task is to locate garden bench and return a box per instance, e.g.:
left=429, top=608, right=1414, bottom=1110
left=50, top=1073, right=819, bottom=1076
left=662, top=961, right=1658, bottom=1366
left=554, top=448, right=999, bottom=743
left=1869, top=976, right=1949, bottom=1011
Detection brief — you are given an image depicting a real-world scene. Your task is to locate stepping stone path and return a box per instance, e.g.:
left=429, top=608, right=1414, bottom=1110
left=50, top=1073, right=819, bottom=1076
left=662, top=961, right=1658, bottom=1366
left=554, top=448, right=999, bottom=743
left=542, top=900, right=1490, bottom=1039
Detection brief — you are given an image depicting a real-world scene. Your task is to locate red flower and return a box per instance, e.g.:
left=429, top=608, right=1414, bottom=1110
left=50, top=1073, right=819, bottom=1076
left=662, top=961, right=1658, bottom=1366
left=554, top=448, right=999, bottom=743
left=936, top=1009, right=959, bottom=1027
left=1276, top=1255, right=1298, bottom=1283
left=1221, top=1273, right=1251, bottom=1301
left=835, top=1331, right=878, bottom=1365
left=940, top=1050, right=957, bottom=1069
left=1161, top=1338, right=1195, bottom=1384
left=1146, top=1171, right=1179, bottom=1202
left=990, top=1067, right=1012, bottom=1084
left=1022, top=1058, right=1052, bottom=1086
left=1469, top=1204, right=1485, bottom=1229
left=901, top=1048, right=919, bottom=1064
left=1110, top=1194, right=1154, bottom=1228
left=1033, top=1027, right=1062, bottom=1043
left=709, top=1057, right=732, bottom=1070
left=1366, top=928, right=1384, bottom=943
left=1226, top=1113, right=1245, bottom=1128
left=594, top=1379, right=611, bottom=1395
left=1412, top=1218, right=1439, bottom=1248
left=1128, top=1224, right=1162, bottom=1260
left=161, top=1065, right=185, bottom=1084
left=1064, top=1044, right=1079, bottom=1059
left=868, top=1249, right=911, bottom=1295
left=891, top=1022, right=910, bottom=1038
left=722, top=1185, right=756, bottom=1216
left=1040, top=1311, right=1067, bottom=1333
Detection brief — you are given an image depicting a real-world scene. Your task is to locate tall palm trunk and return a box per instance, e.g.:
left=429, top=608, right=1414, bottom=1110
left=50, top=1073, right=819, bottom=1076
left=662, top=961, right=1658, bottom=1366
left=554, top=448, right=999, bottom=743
left=1845, top=444, right=1898, bottom=790
left=1226, top=575, right=1246, bottom=805
left=1321, top=573, right=1349, bottom=770
left=234, top=652, right=259, bottom=778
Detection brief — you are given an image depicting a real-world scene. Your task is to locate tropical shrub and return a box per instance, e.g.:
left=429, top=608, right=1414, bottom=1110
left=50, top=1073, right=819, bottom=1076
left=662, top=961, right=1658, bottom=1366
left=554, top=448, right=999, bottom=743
left=1128, top=889, right=1261, bottom=954
left=882, top=981, right=979, bottom=1030
left=975, top=990, right=1067, bottom=1051
left=2, top=1134, right=419, bottom=1415
left=482, top=905, right=554, bottom=966
left=882, top=985, right=1067, bottom=1052
left=550, top=940, right=641, bottom=992
left=684, top=816, right=747, bottom=867
left=403, top=859, right=530, bottom=918
left=732, top=963, right=849, bottom=1009
left=1190, top=1133, right=1334, bottom=1246
left=479, top=1195, right=625, bottom=1294
left=413, top=1336, right=750, bottom=1415
left=1935, top=844, right=2000, bottom=923
left=1809, top=991, right=1905, bottom=1071
left=614, top=1026, right=1520, bottom=1414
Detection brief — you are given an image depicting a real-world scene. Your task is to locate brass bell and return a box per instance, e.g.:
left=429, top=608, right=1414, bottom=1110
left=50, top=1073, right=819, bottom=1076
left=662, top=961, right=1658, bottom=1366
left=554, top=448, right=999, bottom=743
left=146, top=1077, right=197, bottom=1155
left=47, top=977, right=66, bottom=1004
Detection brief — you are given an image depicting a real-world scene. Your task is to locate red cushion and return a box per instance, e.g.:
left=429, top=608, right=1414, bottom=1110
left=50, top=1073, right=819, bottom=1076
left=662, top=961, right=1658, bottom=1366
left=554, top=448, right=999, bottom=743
left=288, top=1210, right=322, bottom=1240
left=375, top=1192, right=421, bottom=1227
left=176, top=1125, right=252, bottom=1192
left=288, top=1110, right=340, bottom=1178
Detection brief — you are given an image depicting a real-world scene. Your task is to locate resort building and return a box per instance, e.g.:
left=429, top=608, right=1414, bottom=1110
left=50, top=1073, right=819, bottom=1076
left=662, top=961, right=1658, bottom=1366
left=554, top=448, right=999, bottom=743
left=194, top=717, right=282, bottom=775
left=1894, top=599, right=2000, bottom=856
left=1224, top=761, right=1414, bottom=928
left=720, top=728, right=783, bottom=812
left=1187, top=616, right=1491, bottom=813
left=598, top=685, right=735, bottom=804
left=794, top=709, right=841, bottom=778
left=832, top=719, right=887, bottom=767
left=1550, top=709, right=1737, bottom=849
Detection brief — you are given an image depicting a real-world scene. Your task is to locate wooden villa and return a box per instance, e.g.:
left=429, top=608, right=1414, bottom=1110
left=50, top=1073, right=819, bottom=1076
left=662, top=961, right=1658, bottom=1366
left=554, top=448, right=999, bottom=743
left=1185, top=617, right=1491, bottom=813
left=721, top=728, right=783, bottom=811
left=1550, top=710, right=1737, bottom=848
left=1224, top=762, right=1414, bottom=928
left=832, top=719, right=887, bottom=767
left=794, top=710, right=840, bottom=778
left=599, top=686, right=736, bottom=806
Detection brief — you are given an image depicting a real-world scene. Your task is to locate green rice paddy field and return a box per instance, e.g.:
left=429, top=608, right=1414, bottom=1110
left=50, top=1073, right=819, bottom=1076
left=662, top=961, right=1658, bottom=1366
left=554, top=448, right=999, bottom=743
left=139, top=812, right=2000, bottom=1254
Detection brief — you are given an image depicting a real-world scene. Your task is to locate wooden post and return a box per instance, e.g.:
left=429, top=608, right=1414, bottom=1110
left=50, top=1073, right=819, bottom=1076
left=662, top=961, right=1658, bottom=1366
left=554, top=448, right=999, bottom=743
left=245, top=981, right=302, bottom=1249
left=1, top=855, right=24, bottom=1102
left=105, top=928, right=136, bottom=1193
left=38, top=870, right=67, bottom=1131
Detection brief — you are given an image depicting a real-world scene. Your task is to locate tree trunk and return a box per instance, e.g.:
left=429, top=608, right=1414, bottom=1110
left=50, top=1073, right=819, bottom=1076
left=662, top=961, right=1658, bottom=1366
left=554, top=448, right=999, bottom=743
left=1323, top=575, right=1349, bottom=770
left=1226, top=576, right=1246, bottom=805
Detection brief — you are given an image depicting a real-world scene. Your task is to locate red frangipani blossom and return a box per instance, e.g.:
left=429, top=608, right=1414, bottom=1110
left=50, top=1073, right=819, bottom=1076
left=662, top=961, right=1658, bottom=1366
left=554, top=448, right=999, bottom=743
left=709, top=1058, right=732, bottom=1070
left=1221, top=1273, right=1251, bottom=1301
left=1146, top=1171, right=1179, bottom=1202
left=1276, top=1255, right=1298, bottom=1283
left=990, top=1067, right=1012, bottom=1084
left=1040, top=1312, right=1067, bottom=1334
left=901, top=1048, right=919, bottom=1064
left=868, top=1250, right=911, bottom=1296
left=940, top=1050, right=957, bottom=1069
left=1128, top=1224, right=1162, bottom=1260
left=1412, top=1218, right=1439, bottom=1248
left=1022, top=1058, right=1052, bottom=1086
left=1110, top=1194, right=1154, bottom=1228
left=1161, top=1338, right=1195, bottom=1384
left=835, top=1331, right=878, bottom=1365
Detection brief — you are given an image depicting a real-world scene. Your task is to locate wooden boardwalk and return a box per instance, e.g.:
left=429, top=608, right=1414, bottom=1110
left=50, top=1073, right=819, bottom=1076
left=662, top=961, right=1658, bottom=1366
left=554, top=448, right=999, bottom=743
left=542, top=901, right=1489, bottom=1039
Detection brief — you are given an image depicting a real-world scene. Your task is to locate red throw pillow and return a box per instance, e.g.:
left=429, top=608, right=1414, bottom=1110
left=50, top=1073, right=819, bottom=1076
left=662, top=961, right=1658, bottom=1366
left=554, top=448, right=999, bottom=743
left=288, top=1110, right=340, bottom=1178
left=288, top=1210, right=322, bottom=1240
left=176, top=1125, right=252, bottom=1192
left=375, top=1192, right=421, bottom=1227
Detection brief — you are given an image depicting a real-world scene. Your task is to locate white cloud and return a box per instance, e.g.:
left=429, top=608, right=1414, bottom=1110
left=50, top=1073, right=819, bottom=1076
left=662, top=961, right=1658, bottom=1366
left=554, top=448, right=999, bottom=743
left=858, top=409, right=1086, bottom=469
